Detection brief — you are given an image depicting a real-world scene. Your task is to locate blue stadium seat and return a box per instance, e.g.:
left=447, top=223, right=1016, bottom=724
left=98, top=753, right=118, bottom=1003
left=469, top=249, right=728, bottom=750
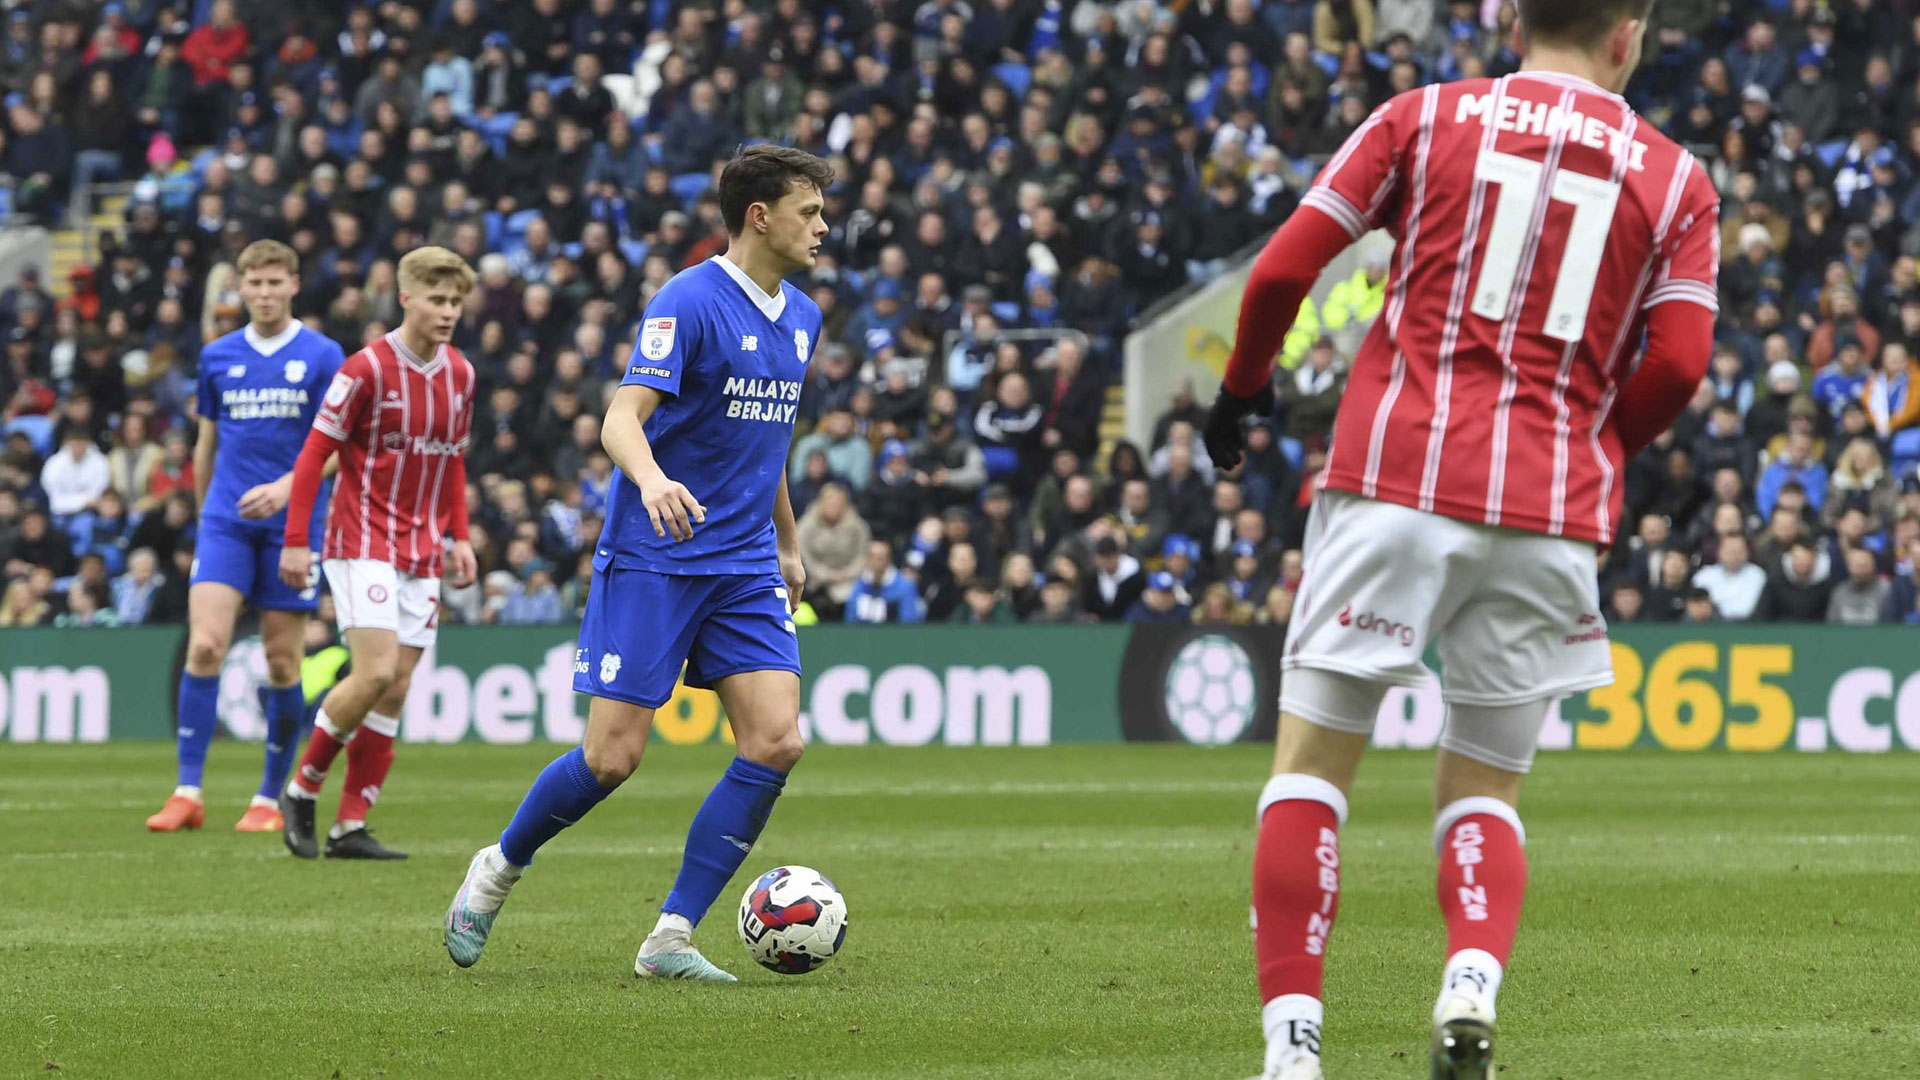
left=503, top=208, right=543, bottom=244
left=1891, top=428, right=1920, bottom=474
left=0, top=186, right=12, bottom=222
left=4, top=414, right=54, bottom=458
left=546, top=75, right=574, bottom=96
left=480, top=111, right=519, bottom=156
left=1279, top=436, right=1304, bottom=471
left=990, top=301, right=1021, bottom=323
left=670, top=172, right=711, bottom=208
left=1816, top=139, right=1847, bottom=170
left=990, top=62, right=1031, bottom=98
left=618, top=239, right=650, bottom=265
left=483, top=210, right=504, bottom=250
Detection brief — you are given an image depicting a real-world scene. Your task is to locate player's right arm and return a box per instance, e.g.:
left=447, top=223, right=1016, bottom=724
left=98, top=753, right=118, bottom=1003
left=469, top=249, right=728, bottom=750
left=280, top=356, right=371, bottom=587
left=192, top=416, right=217, bottom=516
left=603, top=383, right=706, bottom=541
left=192, top=350, right=219, bottom=515
left=1205, top=96, right=1403, bottom=469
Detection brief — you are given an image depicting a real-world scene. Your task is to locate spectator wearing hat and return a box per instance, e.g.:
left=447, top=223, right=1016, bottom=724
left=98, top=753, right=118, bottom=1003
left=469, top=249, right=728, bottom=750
left=1746, top=361, right=1805, bottom=451
left=862, top=440, right=930, bottom=552
left=1780, top=48, right=1840, bottom=143
left=1811, top=324, right=1874, bottom=421
left=1125, top=570, right=1191, bottom=625
left=1721, top=221, right=1783, bottom=315
left=1083, top=533, right=1145, bottom=622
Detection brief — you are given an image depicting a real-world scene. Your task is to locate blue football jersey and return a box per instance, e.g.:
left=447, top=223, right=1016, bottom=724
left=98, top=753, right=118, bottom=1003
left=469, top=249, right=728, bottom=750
left=605, top=257, right=821, bottom=575
left=196, top=323, right=346, bottom=533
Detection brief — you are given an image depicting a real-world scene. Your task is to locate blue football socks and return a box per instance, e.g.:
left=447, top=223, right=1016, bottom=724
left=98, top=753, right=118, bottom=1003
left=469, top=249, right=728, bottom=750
left=257, top=684, right=306, bottom=800
left=662, top=757, right=788, bottom=925
left=498, top=747, right=612, bottom=867
left=174, top=673, right=220, bottom=788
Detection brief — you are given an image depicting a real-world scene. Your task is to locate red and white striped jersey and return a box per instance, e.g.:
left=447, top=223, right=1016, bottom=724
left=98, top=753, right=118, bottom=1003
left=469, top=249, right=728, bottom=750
left=312, top=332, right=476, bottom=578
left=1302, top=71, right=1720, bottom=545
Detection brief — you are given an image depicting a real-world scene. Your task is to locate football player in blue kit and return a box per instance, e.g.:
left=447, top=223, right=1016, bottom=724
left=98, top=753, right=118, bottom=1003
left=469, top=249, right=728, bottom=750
left=147, top=240, right=346, bottom=834
left=445, top=145, right=833, bottom=979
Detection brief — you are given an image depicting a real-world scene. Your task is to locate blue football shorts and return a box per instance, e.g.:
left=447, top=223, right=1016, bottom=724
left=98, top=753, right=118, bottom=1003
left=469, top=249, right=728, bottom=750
left=190, top=515, right=321, bottom=612
left=573, top=555, right=801, bottom=709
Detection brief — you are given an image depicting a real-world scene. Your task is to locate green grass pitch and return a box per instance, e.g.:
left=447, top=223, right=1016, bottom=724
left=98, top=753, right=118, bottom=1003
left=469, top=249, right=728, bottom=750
left=3, top=743, right=1918, bottom=1079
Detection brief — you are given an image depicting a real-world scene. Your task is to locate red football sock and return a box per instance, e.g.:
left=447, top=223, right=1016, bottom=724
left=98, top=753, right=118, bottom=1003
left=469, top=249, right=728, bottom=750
left=289, top=712, right=349, bottom=796
left=1435, top=798, right=1528, bottom=966
left=1253, top=775, right=1349, bottom=1003
left=336, top=715, right=397, bottom=826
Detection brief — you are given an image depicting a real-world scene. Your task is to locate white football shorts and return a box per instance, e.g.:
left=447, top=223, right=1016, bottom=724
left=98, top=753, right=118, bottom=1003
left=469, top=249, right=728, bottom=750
left=1280, top=490, right=1614, bottom=769
left=323, top=558, right=441, bottom=649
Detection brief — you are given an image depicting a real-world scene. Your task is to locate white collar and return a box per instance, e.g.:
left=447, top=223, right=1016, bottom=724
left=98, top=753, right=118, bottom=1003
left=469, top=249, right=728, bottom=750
left=386, top=330, right=445, bottom=374
left=709, top=255, right=787, bottom=321
left=1513, top=69, right=1626, bottom=105
left=244, top=321, right=301, bottom=356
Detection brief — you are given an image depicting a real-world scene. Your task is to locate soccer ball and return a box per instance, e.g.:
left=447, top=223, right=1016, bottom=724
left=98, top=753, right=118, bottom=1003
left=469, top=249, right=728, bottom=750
left=1162, top=634, right=1258, bottom=745
left=737, top=865, right=848, bottom=975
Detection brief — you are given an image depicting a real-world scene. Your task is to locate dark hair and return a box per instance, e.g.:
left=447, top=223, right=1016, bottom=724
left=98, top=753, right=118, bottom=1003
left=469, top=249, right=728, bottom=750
left=1516, top=0, right=1654, bottom=49
left=717, top=144, right=834, bottom=236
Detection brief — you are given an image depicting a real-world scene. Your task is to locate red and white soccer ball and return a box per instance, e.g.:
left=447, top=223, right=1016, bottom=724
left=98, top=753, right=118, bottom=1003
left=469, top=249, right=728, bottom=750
left=737, top=865, right=848, bottom=975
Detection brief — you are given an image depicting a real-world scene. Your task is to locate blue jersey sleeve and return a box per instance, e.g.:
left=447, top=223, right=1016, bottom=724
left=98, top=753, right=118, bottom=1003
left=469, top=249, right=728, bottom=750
left=623, top=286, right=700, bottom=398
left=195, top=343, right=220, bottom=421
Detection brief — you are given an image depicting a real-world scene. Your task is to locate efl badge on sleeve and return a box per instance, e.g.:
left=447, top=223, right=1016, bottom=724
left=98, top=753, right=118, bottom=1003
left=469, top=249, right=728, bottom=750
left=640, top=317, right=676, bottom=361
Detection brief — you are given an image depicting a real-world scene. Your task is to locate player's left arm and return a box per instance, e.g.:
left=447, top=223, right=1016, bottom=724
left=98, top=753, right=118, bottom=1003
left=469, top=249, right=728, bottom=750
left=1206, top=96, right=1402, bottom=469
left=1616, top=166, right=1721, bottom=457
left=442, top=365, right=477, bottom=587
left=774, top=472, right=803, bottom=613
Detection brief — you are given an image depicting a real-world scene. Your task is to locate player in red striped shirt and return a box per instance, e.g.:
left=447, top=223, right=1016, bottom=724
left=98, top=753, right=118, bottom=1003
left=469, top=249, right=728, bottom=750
left=1203, top=3, right=1717, bottom=1077
left=274, top=247, right=480, bottom=860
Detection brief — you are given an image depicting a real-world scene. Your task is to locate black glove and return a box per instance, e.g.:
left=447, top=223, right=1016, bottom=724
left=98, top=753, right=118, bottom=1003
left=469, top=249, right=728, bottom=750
left=1202, top=382, right=1276, bottom=474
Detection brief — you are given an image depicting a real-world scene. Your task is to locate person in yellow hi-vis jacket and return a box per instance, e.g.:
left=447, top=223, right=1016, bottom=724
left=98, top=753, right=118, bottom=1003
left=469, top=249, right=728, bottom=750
left=1320, top=250, right=1389, bottom=357
left=1279, top=296, right=1321, bottom=370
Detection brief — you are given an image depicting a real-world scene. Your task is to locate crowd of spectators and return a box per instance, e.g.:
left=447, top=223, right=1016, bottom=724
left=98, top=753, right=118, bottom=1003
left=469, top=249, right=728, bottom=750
left=0, top=0, right=1916, bottom=630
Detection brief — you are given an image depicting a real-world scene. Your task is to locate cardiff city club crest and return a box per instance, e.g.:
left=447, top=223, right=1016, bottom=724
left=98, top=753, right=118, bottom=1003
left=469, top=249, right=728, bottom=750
left=794, top=329, right=810, bottom=365
left=284, top=359, right=307, bottom=383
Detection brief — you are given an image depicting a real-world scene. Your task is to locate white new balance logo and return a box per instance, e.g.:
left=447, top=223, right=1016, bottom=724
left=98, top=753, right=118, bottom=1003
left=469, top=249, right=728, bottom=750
left=741, top=335, right=758, bottom=351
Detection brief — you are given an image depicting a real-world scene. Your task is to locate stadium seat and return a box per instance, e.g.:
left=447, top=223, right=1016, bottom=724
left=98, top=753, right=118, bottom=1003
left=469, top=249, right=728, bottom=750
left=1816, top=139, right=1847, bottom=170
left=990, top=301, right=1021, bottom=323
left=1279, top=436, right=1304, bottom=472
left=990, top=62, right=1031, bottom=98
left=503, top=208, right=543, bottom=244
left=671, top=172, right=711, bottom=209
left=546, top=75, right=574, bottom=97
left=1892, top=428, right=1920, bottom=474
left=4, top=414, right=54, bottom=458
left=480, top=111, right=518, bottom=156
left=483, top=210, right=504, bottom=250
left=618, top=239, right=650, bottom=266
left=0, top=186, right=12, bottom=222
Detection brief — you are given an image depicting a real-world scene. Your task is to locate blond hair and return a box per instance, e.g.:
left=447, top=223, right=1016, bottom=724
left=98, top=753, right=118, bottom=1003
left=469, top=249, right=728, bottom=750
left=235, top=239, right=299, bottom=276
left=397, top=245, right=477, bottom=297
